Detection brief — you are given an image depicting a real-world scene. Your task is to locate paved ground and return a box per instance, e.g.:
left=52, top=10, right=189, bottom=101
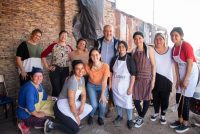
left=0, top=105, right=199, bottom=134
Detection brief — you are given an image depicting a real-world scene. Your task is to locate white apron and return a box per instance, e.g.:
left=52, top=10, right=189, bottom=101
left=57, top=79, right=92, bottom=124
left=173, top=44, right=198, bottom=97
left=112, top=56, right=133, bottom=109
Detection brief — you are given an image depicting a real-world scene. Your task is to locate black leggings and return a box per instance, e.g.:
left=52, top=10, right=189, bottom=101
left=49, top=66, right=69, bottom=97
left=54, top=102, right=79, bottom=134
left=134, top=100, right=150, bottom=118
left=176, top=93, right=190, bottom=121
left=152, top=90, right=170, bottom=115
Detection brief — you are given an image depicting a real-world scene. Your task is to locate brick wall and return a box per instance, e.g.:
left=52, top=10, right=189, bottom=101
left=0, top=0, right=167, bottom=100
left=0, top=0, right=117, bottom=99
left=0, top=0, right=66, bottom=98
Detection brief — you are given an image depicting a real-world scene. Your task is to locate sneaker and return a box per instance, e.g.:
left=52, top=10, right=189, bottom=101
left=44, top=119, right=53, bottom=134
left=87, top=116, right=93, bottom=125
left=113, top=115, right=123, bottom=127
left=127, top=120, right=134, bottom=129
left=170, top=121, right=181, bottom=128
left=18, top=121, right=30, bottom=134
left=160, top=116, right=167, bottom=125
left=133, top=116, right=142, bottom=123
left=175, top=124, right=189, bottom=133
left=97, top=117, right=104, bottom=125
left=150, top=113, right=159, bottom=122
left=134, top=117, right=144, bottom=128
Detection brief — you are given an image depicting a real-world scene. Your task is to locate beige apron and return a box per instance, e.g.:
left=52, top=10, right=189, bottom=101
left=34, top=84, right=55, bottom=117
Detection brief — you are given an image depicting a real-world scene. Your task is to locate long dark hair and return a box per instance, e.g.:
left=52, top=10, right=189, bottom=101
left=88, top=48, right=101, bottom=69
left=133, top=31, right=147, bottom=57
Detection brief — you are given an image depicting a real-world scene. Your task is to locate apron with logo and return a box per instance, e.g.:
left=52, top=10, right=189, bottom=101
left=57, top=78, right=92, bottom=124
left=173, top=44, right=198, bottom=97
left=112, top=56, right=133, bottom=109
left=34, top=84, right=54, bottom=117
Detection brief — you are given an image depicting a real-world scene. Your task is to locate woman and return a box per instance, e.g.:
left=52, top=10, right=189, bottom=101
left=169, top=27, right=198, bottom=133
left=69, top=38, right=89, bottom=65
left=54, top=60, right=92, bottom=134
left=110, top=41, right=136, bottom=129
left=16, top=67, right=58, bottom=134
left=85, top=48, right=110, bottom=125
left=41, top=30, right=73, bottom=97
left=132, top=31, right=156, bottom=128
left=150, top=33, right=173, bottom=125
left=16, top=29, right=43, bottom=86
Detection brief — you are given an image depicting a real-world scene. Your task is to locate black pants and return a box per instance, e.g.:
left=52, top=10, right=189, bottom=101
left=152, top=90, right=170, bottom=115
left=54, top=102, right=79, bottom=134
left=49, top=66, right=69, bottom=97
left=19, top=72, right=32, bottom=86
left=176, top=93, right=190, bottom=121
left=134, top=100, right=150, bottom=118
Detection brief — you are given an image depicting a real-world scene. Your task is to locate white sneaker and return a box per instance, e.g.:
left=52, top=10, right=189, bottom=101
left=160, top=116, right=167, bottom=125
left=150, top=113, right=159, bottom=122
left=134, top=117, right=144, bottom=128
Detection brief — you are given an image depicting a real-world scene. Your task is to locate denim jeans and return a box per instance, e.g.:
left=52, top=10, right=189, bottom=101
left=116, top=106, right=133, bottom=120
left=87, top=82, right=108, bottom=119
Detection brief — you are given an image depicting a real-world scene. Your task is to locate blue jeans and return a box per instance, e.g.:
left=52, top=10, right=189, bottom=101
left=116, top=106, right=132, bottom=121
left=87, top=82, right=108, bottom=119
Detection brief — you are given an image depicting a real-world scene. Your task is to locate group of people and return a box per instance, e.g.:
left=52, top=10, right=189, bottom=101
left=15, top=25, right=199, bottom=134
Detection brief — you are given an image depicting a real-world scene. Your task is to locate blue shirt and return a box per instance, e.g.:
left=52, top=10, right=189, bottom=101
left=101, top=38, right=115, bottom=65
left=16, top=81, right=48, bottom=119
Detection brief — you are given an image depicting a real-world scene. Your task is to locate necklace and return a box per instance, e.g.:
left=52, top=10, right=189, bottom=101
left=92, top=62, right=103, bottom=70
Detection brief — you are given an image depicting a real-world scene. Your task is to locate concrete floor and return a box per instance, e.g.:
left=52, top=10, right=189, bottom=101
left=0, top=106, right=199, bottom=134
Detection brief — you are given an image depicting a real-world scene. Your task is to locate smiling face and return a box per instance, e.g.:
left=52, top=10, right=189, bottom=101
left=133, top=35, right=144, bottom=47
left=170, top=31, right=183, bottom=45
left=31, top=72, right=43, bottom=85
left=59, top=32, right=67, bottom=42
left=118, top=43, right=127, bottom=56
left=103, top=25, right=113, bottom=41
left=90, top=49, right=101, bottom=63
left=154, top=35, right=165, bottom=49
left=31, top=32, right=42, bottom=43
left=74, top=63, right=85, bottom=78
left=77, top=40, right=86, bottom=51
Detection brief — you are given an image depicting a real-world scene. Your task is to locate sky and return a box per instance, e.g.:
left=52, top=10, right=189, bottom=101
left=116, top=0, right=200, bottom=50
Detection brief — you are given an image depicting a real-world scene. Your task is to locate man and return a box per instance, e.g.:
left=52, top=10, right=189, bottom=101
left=94, top=24, right=119, bottom=118
left=16, top=29, right=43, bottom=86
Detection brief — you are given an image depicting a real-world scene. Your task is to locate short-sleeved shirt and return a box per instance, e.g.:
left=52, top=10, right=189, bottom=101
left=110, top=54, right=137, bottom=76
left=58, top=75, right=85, bottom=100
left=16, top=41, right=43, bottom=73
left=85, top=63, right=110, bottom=85
left=173, top=41, right=196, bottom=62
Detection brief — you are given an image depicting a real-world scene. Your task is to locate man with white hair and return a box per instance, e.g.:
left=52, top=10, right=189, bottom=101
left=94, top=24, right=119, bottom=118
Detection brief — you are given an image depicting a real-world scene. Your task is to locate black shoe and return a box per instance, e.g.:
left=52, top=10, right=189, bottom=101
left=97, top=117, right=104, bottom=125
left=127, top=120, right=134, bottom=129
left=87, top=116, right=93, bottom=125
left=175, top=124, right=189, bottom=133
left=170, top=120, right=181, bottom=128
left=113, top=115, right=123, bottom=126
left=160, top=116, right=167, bottom=125
left=44, top=119, right=53, bottom=134
left=150, top=113, right=159, bottom=122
